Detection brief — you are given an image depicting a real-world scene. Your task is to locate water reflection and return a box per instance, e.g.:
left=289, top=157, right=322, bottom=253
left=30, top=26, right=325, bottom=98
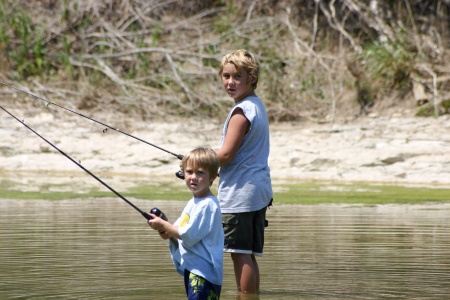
left=1, top=199, right=449, bottom=299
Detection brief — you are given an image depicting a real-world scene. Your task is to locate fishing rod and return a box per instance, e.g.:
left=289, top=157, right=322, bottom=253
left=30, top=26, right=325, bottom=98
left=0, top=104, right=167, bottom=221
left=0, top=81, right=184, bottom=158
left=0, top=81, right=185, bottom=179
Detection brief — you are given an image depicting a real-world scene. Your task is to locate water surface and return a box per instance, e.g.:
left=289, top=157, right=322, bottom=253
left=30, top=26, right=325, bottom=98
left=1, top=198, right=449, bottom=299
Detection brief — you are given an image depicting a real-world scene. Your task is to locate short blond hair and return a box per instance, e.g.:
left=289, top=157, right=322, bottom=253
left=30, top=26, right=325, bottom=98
left=219, top=49, right=260, bottom=89
left=181, top=147, right=219, bottom=179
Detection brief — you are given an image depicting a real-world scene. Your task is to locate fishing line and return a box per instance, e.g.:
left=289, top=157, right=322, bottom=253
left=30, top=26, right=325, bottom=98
left=0, top=104, right=161, bottom=221
left=0, top=81, right=185, bottom=179
left=0, top=81, right=184, bottom=160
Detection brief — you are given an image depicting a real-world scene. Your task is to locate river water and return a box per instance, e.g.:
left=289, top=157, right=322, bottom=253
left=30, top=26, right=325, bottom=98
left=1, top=198, right=449, bottom=299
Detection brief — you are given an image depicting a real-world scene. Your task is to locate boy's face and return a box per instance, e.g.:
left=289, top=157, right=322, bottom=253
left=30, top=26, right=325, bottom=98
left=184, top=163, right=214, bottom=198
left=221, top=63, right=256, bottom=102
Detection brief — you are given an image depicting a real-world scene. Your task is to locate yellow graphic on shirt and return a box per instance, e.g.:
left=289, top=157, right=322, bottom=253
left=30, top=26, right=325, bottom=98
left=179, top=212, right=190, bottom=227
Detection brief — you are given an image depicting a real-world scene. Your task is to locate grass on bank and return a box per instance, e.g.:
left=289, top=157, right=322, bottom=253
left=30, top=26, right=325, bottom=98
left=273, top=183, right=450, bottom=205
left=1, top=180, right=449, bottom=205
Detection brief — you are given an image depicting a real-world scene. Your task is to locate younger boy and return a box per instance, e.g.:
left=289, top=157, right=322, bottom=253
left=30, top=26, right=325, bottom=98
left=148, top=147, right=223, bottom=300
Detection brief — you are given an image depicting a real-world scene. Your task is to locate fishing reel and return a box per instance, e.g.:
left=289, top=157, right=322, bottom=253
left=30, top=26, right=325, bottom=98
left=150, top=207, right=168, bottom=221
left=150, top=207, right=168, bottom=235
left=175, top=154, right=185, bottom=180
left=175, top=169, right=185, bottom=180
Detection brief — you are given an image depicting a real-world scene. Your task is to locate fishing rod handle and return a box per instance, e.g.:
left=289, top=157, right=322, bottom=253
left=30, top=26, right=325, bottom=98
left=150, top=207, right=169, bottom=235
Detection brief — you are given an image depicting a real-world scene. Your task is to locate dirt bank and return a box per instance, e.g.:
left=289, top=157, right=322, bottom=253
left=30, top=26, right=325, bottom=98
left=1, top=107, right=449, bottom=189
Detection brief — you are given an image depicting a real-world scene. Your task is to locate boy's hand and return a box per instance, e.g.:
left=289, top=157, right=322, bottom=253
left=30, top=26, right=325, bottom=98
left=148, top=213, right=164, bottom=230
left=158, top=231, right=171, bottom=240
left=148, top=214, right=170, bottom=239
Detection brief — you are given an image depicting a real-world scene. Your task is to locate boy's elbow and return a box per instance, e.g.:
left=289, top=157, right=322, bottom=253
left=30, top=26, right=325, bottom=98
left=216, top=150, right=231, bottom=165
left=219, top=157, right=232, bottom=166
left=219, top=153, right=233, bottom=165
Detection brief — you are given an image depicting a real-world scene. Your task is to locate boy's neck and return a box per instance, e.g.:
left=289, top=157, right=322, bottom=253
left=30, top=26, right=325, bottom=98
left=234, top=90, right=256, bottom=103
left=193, top=190, right=213, bottom=199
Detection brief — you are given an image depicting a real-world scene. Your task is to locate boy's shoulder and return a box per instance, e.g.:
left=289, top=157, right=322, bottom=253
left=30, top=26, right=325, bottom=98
left=190, top=196, right=221, bottom=217
left=193, top=195, right=219, bottom=206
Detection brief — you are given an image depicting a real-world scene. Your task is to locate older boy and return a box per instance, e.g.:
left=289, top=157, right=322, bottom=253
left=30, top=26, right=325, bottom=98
left=215, top=49, right=273, bottom=294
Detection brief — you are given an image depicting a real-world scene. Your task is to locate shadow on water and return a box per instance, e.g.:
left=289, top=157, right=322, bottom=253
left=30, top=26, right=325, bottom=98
left=1, top=198, right=450, bottom=299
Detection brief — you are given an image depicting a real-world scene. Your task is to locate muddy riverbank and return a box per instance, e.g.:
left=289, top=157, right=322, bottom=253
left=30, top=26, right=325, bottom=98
left=1, top=108, right=449, bottom=189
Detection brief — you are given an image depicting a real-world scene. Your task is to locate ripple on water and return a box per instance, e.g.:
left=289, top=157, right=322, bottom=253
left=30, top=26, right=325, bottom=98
left=1, top=200, right=450, bottom=299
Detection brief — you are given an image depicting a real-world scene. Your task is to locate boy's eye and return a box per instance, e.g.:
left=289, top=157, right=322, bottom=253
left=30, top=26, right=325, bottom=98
left=184, top=169, right=206, bottom=175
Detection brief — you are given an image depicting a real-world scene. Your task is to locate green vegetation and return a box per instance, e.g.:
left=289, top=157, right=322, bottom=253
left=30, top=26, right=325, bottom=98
left=1, top=181, right=448, bottom=205
left=0, top=189, right=112, bottom=201
left=1, top=5, right=51, bottom=80
left=361, top=39, right=415, bottom=91
left=0, top=178, right=188, bottom=201
left=274, top=183, right=450, bottom=205
left=1, top=1, right=448, bottom=121
left=124, top=183, right=187, bottom=201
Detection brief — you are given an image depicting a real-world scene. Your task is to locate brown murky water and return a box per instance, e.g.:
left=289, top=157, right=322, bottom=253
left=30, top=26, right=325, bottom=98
left=1, top=198, right=449, bottom=299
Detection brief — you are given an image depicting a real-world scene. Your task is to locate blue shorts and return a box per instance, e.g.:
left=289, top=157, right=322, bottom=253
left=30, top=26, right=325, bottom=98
left=184, top=269, right=221, bottom=300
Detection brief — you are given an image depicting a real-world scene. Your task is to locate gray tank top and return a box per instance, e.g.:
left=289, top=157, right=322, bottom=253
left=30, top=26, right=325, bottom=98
left=218, top=96, right=273, bottom=213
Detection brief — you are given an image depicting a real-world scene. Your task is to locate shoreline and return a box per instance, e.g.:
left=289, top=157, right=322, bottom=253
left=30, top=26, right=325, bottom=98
left=1, top=109, right=449, bottom=189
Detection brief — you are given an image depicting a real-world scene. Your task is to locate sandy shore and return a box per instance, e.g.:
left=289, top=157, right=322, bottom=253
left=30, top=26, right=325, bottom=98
left=1, top=107, right=449, bottom=190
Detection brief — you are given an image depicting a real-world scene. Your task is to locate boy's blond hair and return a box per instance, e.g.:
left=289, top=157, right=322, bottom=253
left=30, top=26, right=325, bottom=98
left=219, top=49, right=260, bottom=89
left=181, top=147, right=219, bottom=180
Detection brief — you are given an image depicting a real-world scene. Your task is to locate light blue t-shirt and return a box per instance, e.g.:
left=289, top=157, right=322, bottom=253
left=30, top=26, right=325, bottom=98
left=169, top=195, right=224, bottom=286
left=218, top=95, right=273, bottom=213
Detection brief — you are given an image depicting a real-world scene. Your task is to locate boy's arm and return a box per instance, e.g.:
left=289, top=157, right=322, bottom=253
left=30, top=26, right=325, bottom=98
left=216, top=108, right=250, bottom=165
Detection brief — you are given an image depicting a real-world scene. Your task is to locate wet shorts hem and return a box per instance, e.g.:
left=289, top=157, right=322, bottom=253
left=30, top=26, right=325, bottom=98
left=223, top=248, right=264, bottom=256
